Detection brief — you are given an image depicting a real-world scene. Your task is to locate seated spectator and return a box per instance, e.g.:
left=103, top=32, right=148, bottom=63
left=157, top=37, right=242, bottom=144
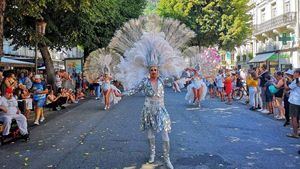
left=75, top=89, right=85, bottom=100
left=1, top=72, right=17, bottom=95
left=46, top=90, right=67, bottom=111
left=19, top=71, right=32, bottom=90
left=0, top=88, right=29, bottom=141
left=19, top=84, right=32, bottom=119
left=58, top=88, right=78, bottom=104
left=13, top=84, right=32, bottom=119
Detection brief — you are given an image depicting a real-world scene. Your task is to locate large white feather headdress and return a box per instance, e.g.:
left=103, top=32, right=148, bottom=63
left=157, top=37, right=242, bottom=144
left=110, top=15, right=196, bottom=89
left=83, top=48, right=120, bottom=83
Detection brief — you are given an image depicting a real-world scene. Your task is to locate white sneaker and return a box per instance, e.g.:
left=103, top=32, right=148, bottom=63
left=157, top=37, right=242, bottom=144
left=34, top=121, right=40, bottom=125
left=95, top=97, right=99, bottom=100
left=257, top=109, right=263, bottom=112
left=40, top=117, right=45, bottom=123
left=261, top=110, right=269, bottom=114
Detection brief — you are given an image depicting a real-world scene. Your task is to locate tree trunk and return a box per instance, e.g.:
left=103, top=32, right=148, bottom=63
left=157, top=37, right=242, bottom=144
left=39, top=42, right=56, bottom=90
left=83, top=47, right=90, bottom=62
left=0, top=0, right=6, bottom=56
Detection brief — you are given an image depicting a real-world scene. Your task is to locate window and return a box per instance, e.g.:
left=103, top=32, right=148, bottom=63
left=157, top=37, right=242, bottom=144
left=261, top=8, right=266, bottom=22
left=271, top=3, right=277, bottom=18
left=284, top=1, right=290, bottom=13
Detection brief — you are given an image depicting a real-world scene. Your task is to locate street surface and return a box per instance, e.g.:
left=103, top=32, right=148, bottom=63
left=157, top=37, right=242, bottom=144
left=0, top=88, right=300, bottom=169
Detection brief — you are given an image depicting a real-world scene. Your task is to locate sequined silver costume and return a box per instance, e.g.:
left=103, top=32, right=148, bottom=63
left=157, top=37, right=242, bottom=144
left=126, top=77, right=171, bottom=133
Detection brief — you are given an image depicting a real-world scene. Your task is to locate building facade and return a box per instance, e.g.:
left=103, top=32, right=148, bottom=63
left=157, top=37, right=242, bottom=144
left=3, top=39, right=84, bottom=70
left=251, top=0, right=300, bottom=72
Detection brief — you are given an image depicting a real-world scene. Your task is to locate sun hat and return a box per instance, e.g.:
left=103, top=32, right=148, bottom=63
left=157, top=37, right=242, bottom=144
left=34, top=74, right=42, bottom=79
left=285, top=69, right=294, bottom=75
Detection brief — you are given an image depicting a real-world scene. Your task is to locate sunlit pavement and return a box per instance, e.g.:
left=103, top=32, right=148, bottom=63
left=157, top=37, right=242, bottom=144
left=0, top=88, right=300, bottom=169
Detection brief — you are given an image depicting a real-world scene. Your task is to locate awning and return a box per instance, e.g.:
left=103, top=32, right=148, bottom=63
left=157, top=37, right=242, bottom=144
left=38, top=65, right=65, bottom=70
left=249, top=52, right=275, bottom=63
left=0, top=57, right=34, bottom=67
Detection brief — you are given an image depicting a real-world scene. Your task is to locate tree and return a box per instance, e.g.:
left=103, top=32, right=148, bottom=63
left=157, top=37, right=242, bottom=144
left=83, top=0, right=146, bottom=58
left=144, top=0, right=158, bottom=15
left=4, top=0, right=146, bottom=88
left=0, top=0, right=6, bottom=56
left=157, top=0, right=252, bottom=51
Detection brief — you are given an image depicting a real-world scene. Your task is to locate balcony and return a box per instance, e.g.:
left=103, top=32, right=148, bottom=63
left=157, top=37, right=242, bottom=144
left=254, top=12, right=297, bottom=35
left=257, top=41, right=280, bottom=53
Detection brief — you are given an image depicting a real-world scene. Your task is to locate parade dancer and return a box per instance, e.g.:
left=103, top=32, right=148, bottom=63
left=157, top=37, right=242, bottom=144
left=101, top=67, right=113, bottom=110
left=83, top=48, right=122, bottom=110
left=124, top=65, right=173, bottom=168
left=110, top=15, right=195, bottom=169
left=183, top=47, right=221, bottom=106
left=185, top=67, right=206, bottom=107
left=101, top=69, right=122, bottom=110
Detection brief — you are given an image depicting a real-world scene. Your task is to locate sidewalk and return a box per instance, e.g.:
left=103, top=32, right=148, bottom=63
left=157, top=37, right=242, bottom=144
left=27, top=98, right=92, bottom=129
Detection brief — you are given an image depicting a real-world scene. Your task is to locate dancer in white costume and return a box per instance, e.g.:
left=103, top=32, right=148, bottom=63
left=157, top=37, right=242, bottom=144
left=111, top=15, right=195, bottom=169
left=183, top=47, right=221, bottom=106
left=185, top=68, right=207, bottom=106
left=83, top=48, right=121, bottom=110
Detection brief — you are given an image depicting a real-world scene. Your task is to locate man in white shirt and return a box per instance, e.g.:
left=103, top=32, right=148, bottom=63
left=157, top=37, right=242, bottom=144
left=285, top=68, right=300, bottom=139
left=0, top=88, right=29, bottom=141
left=215, top=70, right=225, bottom=101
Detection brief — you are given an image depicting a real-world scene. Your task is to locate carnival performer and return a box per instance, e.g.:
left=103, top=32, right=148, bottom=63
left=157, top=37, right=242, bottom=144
left=83, top=48, right=122, bottom=110
left=183, top=47, right=221, bottom=106
left=185, top=67, right=207, bottom=107
left=110, top=15, right=195, bottom=169
left=100, top=69, right=122, bottom=110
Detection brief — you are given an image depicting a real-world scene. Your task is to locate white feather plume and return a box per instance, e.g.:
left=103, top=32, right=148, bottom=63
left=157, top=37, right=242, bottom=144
left=84, top=48, right=120, bottom=83
left=115, top=33, right=187, bottom=89
left=109, top=14, right=196, bottom=56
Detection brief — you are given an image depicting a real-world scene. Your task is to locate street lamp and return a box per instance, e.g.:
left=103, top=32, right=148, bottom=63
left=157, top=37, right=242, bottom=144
left=35, top=19, right=47, bottom=74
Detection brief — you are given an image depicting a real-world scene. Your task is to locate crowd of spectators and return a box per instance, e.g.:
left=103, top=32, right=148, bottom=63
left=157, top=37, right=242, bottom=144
left=0, top=69, right=88, bottom=141
left=209, top=65, right=300, bottom=146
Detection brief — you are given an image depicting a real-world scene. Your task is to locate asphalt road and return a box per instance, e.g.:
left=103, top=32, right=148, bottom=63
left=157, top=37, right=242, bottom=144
left=0, top=88, right=300, bottom=169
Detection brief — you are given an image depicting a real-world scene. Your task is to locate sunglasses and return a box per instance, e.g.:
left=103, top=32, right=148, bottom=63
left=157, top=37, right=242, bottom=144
left=150, top=69, right=157, bottom=72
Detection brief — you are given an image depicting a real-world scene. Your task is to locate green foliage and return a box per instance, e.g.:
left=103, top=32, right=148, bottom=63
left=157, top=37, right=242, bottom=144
left=237, top=55, right=240, bottom=62
left=4, top=0, right=146, bottom=53
left=157, top=0, right=252, bottom=51
left=242, top=54, right=247, bottom=61
left=144, top=0, right=158, bottom=15
left=248, top=52, right=253, bottom=59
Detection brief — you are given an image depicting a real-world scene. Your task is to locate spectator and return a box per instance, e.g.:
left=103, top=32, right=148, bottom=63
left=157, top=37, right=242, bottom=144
left=286, top=68, right=300, bottom=139
left=256, top=69, right=263, bottom=112
left=32, top=75, right=48, bottom=125
left=19, top=84, right=33, bottom=119
left=75, top=88, right=85, bottom=100
left=60, top=88, right=78, bottom=104
left=247, top=71, right=258, bottom=111
left=55, top=71, right=62, bottom=89
left=273, top=71, right=285, bottom=120
left=94, top=76, right=101, bottom=100
left=46, top=89, right=67, bottom=111
left=264, top=75, right=274, bottom=115
left=1, top=72, right=17, bottom=95
left=224, top=72, right=233, bottom=105
left=283, top=69, right=294, bottom=126
left=0, top=87, right=29, bottom=141
left=216, top=70, right=225, bottom=101
left=259, top=64, right=270, bottom=113
left=0, top=71, right=3, bottom=85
